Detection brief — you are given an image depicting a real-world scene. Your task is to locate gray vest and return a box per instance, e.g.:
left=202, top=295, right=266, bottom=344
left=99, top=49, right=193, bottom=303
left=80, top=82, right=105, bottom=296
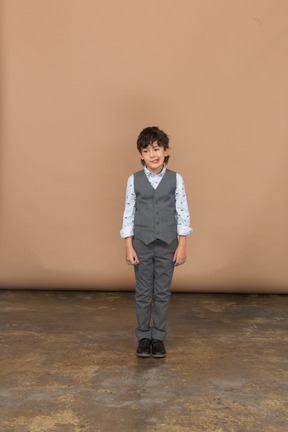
left=134, top=169, right=177, bottom=245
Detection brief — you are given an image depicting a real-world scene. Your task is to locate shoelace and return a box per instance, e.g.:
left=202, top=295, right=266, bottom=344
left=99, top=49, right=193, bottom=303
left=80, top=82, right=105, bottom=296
left=139, top=340, right=150, bottom=348
left=152, top=340, right=163, bottom=350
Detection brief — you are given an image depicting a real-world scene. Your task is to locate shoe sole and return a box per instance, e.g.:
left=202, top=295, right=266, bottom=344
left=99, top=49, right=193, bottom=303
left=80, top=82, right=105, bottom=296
left=136, top=353, right=151, bottom=358
left=151, top=353, right=166, bottom=358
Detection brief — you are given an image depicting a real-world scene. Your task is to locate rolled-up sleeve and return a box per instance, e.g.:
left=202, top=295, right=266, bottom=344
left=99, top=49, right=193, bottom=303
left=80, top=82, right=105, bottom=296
left=120, top=175, right=136, bottom=238
left=175, top=173, right=193, bottom=236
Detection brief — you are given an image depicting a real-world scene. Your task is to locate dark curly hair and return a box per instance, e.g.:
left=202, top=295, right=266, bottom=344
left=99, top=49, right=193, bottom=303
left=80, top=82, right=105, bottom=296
left=137, top=126, right=170, bottom=166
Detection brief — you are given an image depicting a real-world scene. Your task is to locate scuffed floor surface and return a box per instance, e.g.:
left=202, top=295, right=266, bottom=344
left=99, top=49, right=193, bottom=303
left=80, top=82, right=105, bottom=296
left=0, top=290, right=288, bottom=432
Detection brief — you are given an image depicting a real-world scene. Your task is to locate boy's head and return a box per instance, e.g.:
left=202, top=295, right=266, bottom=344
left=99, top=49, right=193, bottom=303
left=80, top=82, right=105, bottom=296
left=137, top=126, right=170, bottom=166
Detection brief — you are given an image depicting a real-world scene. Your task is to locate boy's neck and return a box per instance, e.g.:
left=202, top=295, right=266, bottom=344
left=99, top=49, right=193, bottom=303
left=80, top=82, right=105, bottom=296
left=145, top=164, right=165, bottom=176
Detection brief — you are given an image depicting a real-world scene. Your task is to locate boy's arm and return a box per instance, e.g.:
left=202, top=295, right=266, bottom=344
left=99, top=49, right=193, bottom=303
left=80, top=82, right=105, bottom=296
left=173, top=173, right=193, bottom=266
left=175, top=173, right=193, bottom=236
left=125, top=237, right=139, bottom=266
left=120, top=175, right=139, bottom=265
left=173, top=235, right=187, bottom=266
left=120, top=175, right=136, bottom=239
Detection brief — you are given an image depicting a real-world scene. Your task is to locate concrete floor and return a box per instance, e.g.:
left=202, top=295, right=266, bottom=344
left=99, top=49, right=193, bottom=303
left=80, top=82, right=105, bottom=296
left=0, top=290, right=288, bottom=432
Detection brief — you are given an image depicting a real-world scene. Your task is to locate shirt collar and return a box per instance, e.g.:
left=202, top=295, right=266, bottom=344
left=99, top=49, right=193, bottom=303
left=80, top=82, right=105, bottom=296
left=144, top=165, right=166, bottom=178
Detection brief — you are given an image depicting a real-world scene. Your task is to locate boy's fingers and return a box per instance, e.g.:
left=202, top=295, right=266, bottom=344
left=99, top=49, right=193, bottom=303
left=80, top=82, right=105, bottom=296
left=131, top=255, right=139, bottom=265
left=127, top=256, right=136, bottom=265
left=174, top=256, right=185, bottom=266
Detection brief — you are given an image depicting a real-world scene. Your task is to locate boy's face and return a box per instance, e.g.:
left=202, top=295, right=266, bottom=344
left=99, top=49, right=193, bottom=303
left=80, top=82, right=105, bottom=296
left=140, top=141, right=169, bottom=175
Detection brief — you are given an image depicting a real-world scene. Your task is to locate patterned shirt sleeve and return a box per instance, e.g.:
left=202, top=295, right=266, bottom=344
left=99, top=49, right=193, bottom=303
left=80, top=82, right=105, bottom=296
left=120, top=175, right=136, bottom=238
left=175, top=173, right=193, bottom=236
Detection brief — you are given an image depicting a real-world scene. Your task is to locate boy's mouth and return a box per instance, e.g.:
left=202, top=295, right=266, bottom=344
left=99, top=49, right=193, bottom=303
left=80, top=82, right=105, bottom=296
left=151, top=159, right=160, bottom=164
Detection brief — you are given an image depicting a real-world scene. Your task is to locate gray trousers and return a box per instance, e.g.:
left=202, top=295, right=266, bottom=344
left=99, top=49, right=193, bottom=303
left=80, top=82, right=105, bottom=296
left=133, top=236, right=178, bottom=341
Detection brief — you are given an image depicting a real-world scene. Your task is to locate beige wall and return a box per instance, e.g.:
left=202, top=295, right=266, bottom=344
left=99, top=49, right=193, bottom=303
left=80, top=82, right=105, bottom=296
left=1, top=0, right=288, bottom=292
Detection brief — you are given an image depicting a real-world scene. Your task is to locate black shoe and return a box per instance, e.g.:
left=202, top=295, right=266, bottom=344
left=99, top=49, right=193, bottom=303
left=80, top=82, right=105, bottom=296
left=136, top=338, right=151, bottom=358
left=151, top=339, right=166, bottom=358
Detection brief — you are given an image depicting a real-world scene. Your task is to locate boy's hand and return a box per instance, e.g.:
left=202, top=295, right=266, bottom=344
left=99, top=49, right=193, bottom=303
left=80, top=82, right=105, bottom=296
left=173, top=236, right=187, bottom=267
left=125, top=237, right=139, bottom=266
left=126, top=247, right=139, bottom=266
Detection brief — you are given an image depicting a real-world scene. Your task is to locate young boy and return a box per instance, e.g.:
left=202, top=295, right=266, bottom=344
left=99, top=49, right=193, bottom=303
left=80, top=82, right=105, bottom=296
left=120, top=126, right=193, bottom=358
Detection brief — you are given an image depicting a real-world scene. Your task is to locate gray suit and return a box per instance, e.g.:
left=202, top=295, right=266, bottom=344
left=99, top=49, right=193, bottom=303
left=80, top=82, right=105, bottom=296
left=133, top=169, right=178, bottom=341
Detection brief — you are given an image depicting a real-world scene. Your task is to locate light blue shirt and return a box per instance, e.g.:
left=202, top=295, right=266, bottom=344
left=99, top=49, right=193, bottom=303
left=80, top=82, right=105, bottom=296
left=120, top=165, right=193, bottom=238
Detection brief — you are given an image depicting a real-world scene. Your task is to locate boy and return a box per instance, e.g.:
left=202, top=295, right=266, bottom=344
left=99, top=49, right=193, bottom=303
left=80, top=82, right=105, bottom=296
left=120, top=126, right=193, bottom=358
